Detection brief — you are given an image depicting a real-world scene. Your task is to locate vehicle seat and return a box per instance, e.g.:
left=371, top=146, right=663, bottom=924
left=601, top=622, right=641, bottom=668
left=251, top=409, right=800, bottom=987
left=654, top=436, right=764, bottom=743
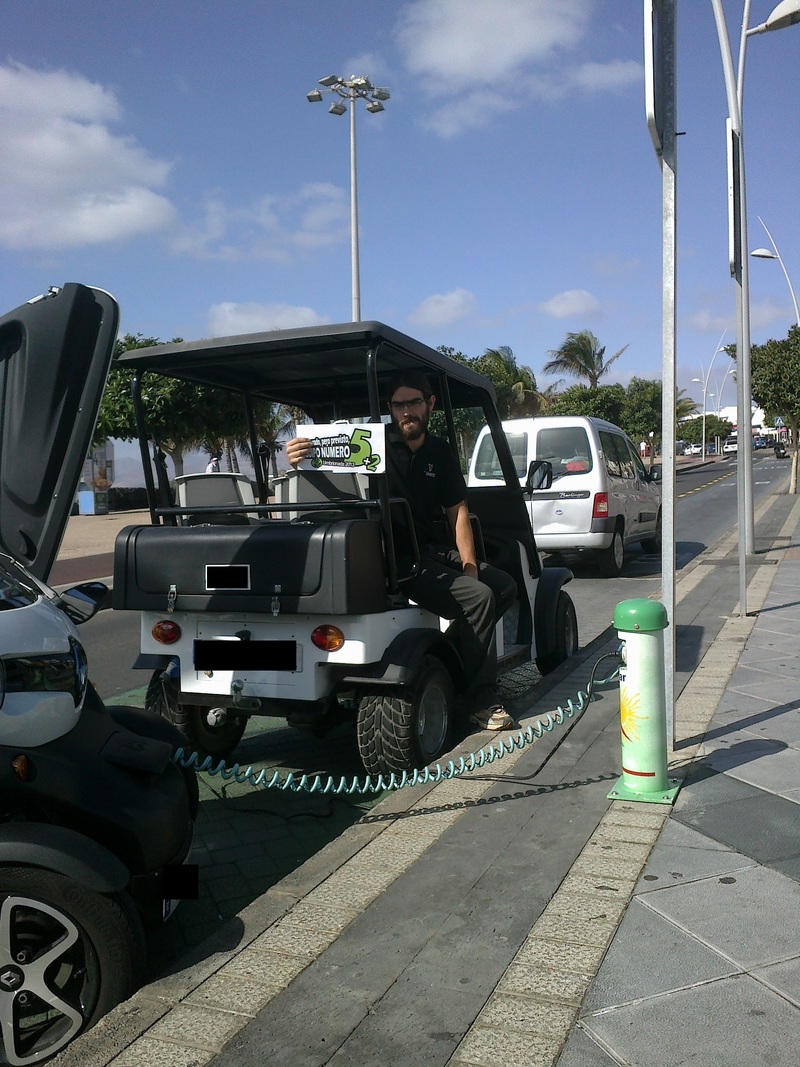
left=174, top=472, right=259, bottom=525
left=270, top=469, right=369, bottom=522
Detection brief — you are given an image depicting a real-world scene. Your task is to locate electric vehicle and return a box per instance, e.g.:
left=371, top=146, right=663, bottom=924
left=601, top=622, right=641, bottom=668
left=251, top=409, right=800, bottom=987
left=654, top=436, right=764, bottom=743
left=112, top=322, right=579, bottom=775
left=0, top=284, right=195, bottom=1065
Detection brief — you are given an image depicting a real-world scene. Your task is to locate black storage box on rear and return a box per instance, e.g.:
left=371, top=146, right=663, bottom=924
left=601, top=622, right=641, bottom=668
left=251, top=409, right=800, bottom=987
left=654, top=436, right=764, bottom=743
left=112, top=519, right=388, bottom=615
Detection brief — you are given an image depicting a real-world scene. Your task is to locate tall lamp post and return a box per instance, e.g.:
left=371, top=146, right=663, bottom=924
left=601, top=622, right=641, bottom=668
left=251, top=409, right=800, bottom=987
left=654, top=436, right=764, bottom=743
left=692, top=332, right=727, bottom=462
left=751, top=215, right=800, bottom=325
left=307, top=75, right=390, bottom=322
left=710, top=0, right=800, bottom=615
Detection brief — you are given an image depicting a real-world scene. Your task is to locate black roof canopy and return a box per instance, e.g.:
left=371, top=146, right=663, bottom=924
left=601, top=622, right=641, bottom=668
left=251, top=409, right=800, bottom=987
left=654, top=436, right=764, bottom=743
left=115, top=320, right=496, bottom=418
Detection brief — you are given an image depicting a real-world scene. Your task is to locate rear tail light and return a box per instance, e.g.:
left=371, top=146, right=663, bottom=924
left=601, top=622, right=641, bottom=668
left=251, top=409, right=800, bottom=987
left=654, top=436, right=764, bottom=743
left=592, top=492, right=609, bottom=518
left=152, top=619, right=182, bottom=645
left=311, top=625, right=345, bottom=652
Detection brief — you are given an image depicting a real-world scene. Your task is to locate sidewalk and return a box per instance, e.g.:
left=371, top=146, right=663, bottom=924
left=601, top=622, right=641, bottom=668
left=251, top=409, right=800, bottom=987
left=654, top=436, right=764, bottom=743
left=51, top=488, right=800, bottom=1067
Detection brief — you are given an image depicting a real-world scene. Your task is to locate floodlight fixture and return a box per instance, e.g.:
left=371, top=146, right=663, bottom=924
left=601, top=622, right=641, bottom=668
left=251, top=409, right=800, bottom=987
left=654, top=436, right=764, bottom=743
left=306, top=73, right=391, bottom=322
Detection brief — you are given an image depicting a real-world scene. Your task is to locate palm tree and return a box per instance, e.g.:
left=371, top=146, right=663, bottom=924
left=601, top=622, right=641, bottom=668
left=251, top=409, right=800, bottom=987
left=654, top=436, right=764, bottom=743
left=675, top=388, right=699, bottom=422
left=475, top=346, right=541, bottom=417
left=543, top=330, right=628, bottom=389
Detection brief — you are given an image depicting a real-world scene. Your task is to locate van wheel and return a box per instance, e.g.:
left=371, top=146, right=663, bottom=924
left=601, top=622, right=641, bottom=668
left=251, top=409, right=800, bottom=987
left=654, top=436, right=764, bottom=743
left=597, top=524, right=625, bottom=578
left=641, top=509, right=662, bottom=554
left=356, top=655, right=455, bottom=776
left=536, top=591, right=579, bottom=675
left=145, top=669, right=246, bottom=761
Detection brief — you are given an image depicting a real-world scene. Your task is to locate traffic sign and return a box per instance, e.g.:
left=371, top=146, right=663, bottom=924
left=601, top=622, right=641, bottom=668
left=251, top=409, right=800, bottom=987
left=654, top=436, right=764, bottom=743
left=775, top=417, right=785, bottom=428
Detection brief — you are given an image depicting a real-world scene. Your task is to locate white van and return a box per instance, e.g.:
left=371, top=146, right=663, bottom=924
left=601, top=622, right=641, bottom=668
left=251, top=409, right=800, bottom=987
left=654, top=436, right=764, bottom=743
left=468, top=416, right=662, bottom=577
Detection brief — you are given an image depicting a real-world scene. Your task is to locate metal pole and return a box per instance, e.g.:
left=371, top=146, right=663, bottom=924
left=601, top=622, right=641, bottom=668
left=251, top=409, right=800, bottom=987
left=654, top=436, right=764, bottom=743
left=349, top=89, right=361, bottom=322
left=646, top=0, right=678, bottom=746
left=711, top=0, right=751, bottom=613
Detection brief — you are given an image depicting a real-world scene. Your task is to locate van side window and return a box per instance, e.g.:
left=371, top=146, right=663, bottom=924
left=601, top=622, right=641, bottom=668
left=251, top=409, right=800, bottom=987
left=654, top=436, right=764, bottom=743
left=599, top=431, right=623, bottom=477
left=536, top=427, right=592, bottom=480
left=628, top=440, right=649, bottom=480
left=473, top=431, right=529, bottom=479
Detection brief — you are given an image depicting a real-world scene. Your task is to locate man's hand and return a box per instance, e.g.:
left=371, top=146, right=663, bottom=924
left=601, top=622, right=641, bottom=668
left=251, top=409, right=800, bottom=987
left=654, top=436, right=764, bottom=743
left=286, top=437, right=312, bottom=467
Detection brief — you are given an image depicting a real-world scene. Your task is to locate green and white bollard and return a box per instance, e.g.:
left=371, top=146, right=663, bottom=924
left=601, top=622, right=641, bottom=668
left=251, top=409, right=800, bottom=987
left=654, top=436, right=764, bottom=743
left=607, top=599, right=680, bottom=804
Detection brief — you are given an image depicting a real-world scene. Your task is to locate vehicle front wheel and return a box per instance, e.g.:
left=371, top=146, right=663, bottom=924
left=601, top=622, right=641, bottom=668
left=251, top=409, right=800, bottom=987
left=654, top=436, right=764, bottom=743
left=536, top=590, right=579, bottom=675
left=596, top=524, right=625, bottom=578
left=0, top=868, right=142, bottom=1065
left=356, top=655, right=455, bottom=776
left=145, top=669, right=246, bottom=761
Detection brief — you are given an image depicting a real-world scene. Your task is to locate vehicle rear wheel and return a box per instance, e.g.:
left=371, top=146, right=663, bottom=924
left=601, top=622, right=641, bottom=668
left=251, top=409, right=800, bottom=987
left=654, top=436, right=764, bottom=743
left=0, top=868, right=142, bottom=1065
left=641, top=509, right=662, bottom=554
left=356, top=655, right=455, bottom=776
left=145, top=669, right=246, bottom=761
left=596, top=524, right=625, bottom=578
left=536, top=590, right=579, bottom=675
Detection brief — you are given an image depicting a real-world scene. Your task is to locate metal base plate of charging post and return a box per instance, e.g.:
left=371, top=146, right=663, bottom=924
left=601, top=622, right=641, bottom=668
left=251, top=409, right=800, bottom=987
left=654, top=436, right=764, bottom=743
left=607, top=777, right=682, bottom=804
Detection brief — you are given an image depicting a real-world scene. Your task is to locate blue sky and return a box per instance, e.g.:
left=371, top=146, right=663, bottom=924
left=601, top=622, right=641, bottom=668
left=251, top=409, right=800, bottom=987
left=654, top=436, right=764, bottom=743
left=2, top=0, right=799, bottom=429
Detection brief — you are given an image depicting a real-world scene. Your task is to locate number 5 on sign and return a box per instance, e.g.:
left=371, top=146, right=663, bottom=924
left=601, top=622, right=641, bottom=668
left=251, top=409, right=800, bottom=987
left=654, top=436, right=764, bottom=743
left=297, top=424, right=386, bottom=473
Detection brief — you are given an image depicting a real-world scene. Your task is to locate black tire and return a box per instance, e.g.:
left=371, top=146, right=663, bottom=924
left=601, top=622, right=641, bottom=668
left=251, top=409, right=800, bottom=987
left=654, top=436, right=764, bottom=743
left=640, top=509, right=662, bottom=555
left=0, top=867, right=142, bottom=1064
left=145, top=669, right=246, bottom=761
left=536, top=590, right=579, bottom=675
left=596, top=523, right=625, bottom=578
left=356, top=655, right=455, bottom=776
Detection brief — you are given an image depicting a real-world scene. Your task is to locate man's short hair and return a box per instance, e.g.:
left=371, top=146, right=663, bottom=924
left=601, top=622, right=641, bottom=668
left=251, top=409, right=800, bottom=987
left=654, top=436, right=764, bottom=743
left=387, top=369, right=434, bottom=401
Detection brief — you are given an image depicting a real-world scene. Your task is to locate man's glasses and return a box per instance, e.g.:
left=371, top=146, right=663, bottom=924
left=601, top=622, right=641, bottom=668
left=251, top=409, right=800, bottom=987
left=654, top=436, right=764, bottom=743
left=390, top=396, right=428, bottom=412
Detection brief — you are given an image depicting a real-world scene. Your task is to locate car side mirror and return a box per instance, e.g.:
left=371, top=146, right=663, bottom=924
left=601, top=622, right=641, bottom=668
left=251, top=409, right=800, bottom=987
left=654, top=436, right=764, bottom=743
left=526, top=459, right=552, bottom=491
left=57, top=581, right=111, bottom=625
left=648, top=465, right=662, bottom=482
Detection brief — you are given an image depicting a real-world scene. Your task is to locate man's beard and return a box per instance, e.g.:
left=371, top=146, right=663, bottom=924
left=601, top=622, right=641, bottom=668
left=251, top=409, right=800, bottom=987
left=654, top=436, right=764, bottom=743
left=394, top=411, right=428, bottom=442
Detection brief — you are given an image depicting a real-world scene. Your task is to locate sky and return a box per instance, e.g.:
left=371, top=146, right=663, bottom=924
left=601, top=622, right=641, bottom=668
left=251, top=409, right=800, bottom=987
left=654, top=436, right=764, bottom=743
left=2, top=0, right=799, bottom=476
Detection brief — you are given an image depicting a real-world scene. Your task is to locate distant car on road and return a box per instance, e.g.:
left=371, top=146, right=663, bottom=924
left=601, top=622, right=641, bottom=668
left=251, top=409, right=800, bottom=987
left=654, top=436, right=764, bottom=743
left=723, top=437, right=738, bottom=454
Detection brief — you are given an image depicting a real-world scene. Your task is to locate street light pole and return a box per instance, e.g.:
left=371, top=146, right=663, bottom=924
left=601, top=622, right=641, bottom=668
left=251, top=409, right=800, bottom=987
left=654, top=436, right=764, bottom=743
left=692, top=331, right=726, bottom=462
left=751, top=216, right=800, bottom=325
left=710, top=0, right=800, bottom=615
left=307, top=75, right=390, bottom=322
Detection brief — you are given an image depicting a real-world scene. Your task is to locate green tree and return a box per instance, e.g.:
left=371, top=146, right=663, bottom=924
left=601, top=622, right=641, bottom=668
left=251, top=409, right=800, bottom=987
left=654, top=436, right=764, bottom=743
left=543, top=330, right=628, bottom=389
left=675, top=388, right=700, bottom=422
left=549, top=383, right=626, bottom=424
left=621, top=377, right=661, bottom=443
left=95, top=334, right=246, bottom=478
left=472, top=346, right=540, bottom=417
left=750, top=323, right=800, bottom=493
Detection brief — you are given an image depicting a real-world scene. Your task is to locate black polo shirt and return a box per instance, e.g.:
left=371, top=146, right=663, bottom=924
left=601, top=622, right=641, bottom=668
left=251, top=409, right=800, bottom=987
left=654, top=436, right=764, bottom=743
left=387, top=428, right=467, bottom=551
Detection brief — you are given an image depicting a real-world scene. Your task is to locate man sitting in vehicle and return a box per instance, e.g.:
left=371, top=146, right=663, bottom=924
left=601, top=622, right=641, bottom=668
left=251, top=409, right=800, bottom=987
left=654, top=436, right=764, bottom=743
left=286, top=370, right=518, bottom=732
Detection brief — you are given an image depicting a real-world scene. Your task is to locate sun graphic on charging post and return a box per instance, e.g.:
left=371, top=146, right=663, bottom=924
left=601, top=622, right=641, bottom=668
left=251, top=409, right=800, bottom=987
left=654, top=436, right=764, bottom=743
left=619, top=684, right=647, bottom=744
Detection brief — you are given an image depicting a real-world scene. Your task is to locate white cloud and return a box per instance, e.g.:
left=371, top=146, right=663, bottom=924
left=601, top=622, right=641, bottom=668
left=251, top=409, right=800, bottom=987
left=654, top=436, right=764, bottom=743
left=396, top=0, right=589, bottom=92
left=394, top=0, right=639, bottom=136
left=0, top=62, right=175, bottom=249
left=408, top=288, right=478, bottom=328
left=207, top=302, right=328, bottom=337
left=174, top=183, right=349, bottom=263
left=539, top=289, right=602, bottom=319
left=568, top=59, right=642, bottom=93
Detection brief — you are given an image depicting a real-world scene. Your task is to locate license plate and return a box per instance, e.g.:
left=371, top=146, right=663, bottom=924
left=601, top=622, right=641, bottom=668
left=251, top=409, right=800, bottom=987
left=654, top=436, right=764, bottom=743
left=193, top=639, right=297, bottom=671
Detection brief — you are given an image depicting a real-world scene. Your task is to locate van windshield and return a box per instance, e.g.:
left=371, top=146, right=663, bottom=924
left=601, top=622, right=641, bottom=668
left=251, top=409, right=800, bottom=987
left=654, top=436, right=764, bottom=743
left=472, top=432, right=529, bottom=480
left=536, top=426, right=593, bottom=481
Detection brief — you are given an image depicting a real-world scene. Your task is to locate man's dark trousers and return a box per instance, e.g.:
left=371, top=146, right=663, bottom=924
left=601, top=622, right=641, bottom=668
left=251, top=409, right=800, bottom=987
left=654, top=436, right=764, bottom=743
left=402, top=547, right=517, bottom=714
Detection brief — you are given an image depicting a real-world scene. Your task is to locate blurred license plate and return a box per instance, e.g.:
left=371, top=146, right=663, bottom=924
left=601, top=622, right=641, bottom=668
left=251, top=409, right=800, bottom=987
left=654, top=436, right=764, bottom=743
left=193, top=639, right=297, bottom=671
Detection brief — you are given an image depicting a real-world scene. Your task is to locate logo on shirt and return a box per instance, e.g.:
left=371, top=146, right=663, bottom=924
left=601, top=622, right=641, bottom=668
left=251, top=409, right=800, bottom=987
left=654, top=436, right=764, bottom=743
left=424, top=463, right=436, bottom=478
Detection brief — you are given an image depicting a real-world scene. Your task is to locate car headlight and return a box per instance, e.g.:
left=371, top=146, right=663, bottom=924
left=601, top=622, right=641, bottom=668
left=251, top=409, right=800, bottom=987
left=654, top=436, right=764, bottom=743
left=2, top=637, right=88, bottom=708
